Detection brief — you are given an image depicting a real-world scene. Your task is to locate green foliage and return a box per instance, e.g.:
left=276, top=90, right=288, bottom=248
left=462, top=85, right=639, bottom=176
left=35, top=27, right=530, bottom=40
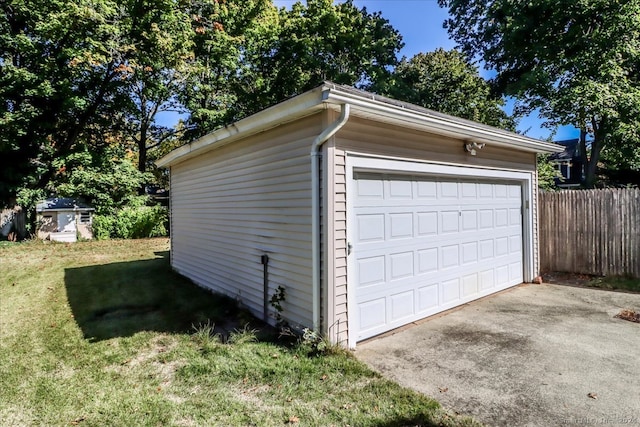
left=192, top=320, right=222, bottom=352
left=91, top=215, right=115, bottom=240
left=56, top=148, right=151, bottom=216
left=182, top=0, right=404, bottom=138
left=269, top=285, right=286, bottom=327
left=179, top=0, right=278, bottom=137
left=1, top=0, right=127, bottom=202
left=537, top=154, right=561, bottom=191
left=439, top=0, right=640, bottom=186
left=94, top=205, right=168, bottom=240
left=300, top=328, right=329, bottom=355
left=2, top=0, right=405, bottom=214
left=378, top=49, right=515, bottom=130
left=0, top=0, right=193, bottom=210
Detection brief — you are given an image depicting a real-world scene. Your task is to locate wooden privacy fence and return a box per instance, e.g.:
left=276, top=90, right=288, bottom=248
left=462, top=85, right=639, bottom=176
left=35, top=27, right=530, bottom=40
left=539, top=188, right=640, bottom=278
left=1, top=207, right=26, bottom=241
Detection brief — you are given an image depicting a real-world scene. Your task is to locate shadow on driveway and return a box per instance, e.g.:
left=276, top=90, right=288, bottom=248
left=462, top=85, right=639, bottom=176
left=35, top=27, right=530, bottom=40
left=356, top=283, right=640, bottom=427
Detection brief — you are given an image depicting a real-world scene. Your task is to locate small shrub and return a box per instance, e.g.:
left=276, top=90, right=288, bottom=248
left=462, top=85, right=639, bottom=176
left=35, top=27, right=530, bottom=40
left=299, top=328, right=343, bottom=356
left=113, top=206, right=168, bottom=239
left=91, top=215, right=115, bottom=240
left=92, top=206, right=168, bottom=239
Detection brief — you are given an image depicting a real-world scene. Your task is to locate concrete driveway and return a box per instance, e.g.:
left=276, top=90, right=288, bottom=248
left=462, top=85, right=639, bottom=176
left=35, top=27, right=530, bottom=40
left=355, top=283, right=640, bottom=427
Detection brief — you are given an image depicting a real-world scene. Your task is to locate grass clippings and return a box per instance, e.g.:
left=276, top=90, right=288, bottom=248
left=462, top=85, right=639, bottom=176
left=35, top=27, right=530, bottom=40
left=615, top=309, right=640, bottom=323
left=0, top=238, right=481, bottom=427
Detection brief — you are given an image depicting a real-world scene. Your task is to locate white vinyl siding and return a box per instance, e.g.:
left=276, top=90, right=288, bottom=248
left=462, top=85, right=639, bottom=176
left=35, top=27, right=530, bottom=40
left=331, top=117, right=537, bottom=345
left=169, top=115, right=322, bottom=328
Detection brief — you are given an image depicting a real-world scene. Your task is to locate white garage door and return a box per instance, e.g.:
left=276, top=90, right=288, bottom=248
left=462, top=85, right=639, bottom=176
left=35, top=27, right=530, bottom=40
left=352, top=172, right=524, bottom=341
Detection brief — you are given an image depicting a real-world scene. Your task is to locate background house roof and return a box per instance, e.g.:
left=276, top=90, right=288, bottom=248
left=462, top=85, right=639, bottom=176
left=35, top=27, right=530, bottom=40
left=550, top=138, right=580, bottom=161
left=36, top=197, right=95, bottom=212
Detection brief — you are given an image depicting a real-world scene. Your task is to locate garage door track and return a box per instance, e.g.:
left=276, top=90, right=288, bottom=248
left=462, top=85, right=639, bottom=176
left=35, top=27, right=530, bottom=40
left=355, top=283, right=640, bottom=427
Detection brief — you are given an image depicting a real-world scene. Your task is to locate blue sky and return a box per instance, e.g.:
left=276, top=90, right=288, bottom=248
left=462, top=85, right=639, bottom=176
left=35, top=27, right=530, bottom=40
left=273, top=0, right=579, bottom=141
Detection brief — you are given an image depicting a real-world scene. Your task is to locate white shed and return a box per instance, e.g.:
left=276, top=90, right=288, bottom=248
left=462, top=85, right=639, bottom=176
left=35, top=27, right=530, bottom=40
left=36, top=198, right=95, bottom=242
left=157, top=82, right=562, bottom=348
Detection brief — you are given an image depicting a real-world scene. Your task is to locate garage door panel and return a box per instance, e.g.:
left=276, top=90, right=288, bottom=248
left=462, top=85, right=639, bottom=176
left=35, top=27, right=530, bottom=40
left=389, top=290, right=415, bottom=322
left=509, top=261, right=523, bottom=281
left=357, top=239, right=522, bottom=273
left=509, top=235, right=522, bottom=254
left=388, top=179, right=413, bottom=198
left=389, top=213, right=413, bottom=239
left=417, top=212, right=438, bottom=235
left=441, top=278, right=461, bottom=303
left=356, top=214, right=385, bottom=242
left=461, top=242, right=479, bottom=264
left=353, top=172, right=525, bottom=341
left=439, top=181, right=459, bottom=198
left=417, top=283, right=439, bottom=311
left=357, top=256, right=385, bottom=287
left=359, top=298, right=386, bottom=331
left=461, top=182, right=477, bottom=198
left=461, top=210, right=478, bottom=230
left=389, top=251, right=414, bottom=280
left=356, top=175, right=384, bottom=198
left=418, top=248, right=438, bottom=273
left=440, top=244, right=460, bottom=269
left=417, top=180, right=437, bottom=198
left=462, top=273, right=479, bottom=297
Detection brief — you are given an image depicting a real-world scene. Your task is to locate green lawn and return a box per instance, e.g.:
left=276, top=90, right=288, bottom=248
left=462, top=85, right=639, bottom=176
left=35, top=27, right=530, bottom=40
left=586, top=275, right=640, bottom=293
left=0, top=238, right=480, bottom=427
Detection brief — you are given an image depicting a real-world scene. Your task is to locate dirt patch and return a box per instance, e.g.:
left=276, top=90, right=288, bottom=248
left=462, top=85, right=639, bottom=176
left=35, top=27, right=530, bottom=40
left=615, top=309, right=640, bottom=323
left=541, top=271, right=593, bottom=287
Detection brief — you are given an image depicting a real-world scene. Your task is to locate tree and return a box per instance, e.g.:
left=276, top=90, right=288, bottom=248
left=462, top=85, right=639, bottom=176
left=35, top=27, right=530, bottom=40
left=377, top=49, right=515, bottom=130
left=1, top=0, right=127, bottom=205
left=118, top=0, right=194, bottom=181
left=257, top=0, right=403, bottom=103
left=179, top=0, right=278, bottom=139
left=439, top=0, right=640, bottom=187
left=1, top=0, right=197, bottom=207
left=536, top=154, right=561, bottom=191
left=181, top=0, right=404, bottom=137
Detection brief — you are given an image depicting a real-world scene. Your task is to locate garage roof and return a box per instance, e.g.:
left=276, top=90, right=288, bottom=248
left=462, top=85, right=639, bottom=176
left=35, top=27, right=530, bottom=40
left=157, top=82, right=563, bottom=168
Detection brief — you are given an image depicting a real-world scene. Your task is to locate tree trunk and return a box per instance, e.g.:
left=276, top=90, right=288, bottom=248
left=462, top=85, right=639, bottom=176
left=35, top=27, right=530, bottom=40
left=138, top=125, right=148, bottom=195
left=580, top=118, right=606, bottom=188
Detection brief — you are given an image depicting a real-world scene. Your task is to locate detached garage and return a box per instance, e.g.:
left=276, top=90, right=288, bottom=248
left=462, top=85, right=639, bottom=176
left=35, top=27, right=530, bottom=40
left=157, top=82, right=562, bottom=348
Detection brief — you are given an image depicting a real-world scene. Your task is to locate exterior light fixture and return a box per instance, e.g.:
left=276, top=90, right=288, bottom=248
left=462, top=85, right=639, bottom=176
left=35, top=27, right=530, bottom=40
left=464, top=141, right=486, bottom=156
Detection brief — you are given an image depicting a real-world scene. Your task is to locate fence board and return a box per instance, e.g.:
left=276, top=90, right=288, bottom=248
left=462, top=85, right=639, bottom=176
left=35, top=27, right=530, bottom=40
left=539, top=188, right=640, bottom=278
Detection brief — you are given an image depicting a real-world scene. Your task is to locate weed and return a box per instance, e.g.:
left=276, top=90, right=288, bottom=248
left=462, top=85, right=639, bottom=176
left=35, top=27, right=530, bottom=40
left=269, top=285, right=287, bottom=327
left=191, top=320, right=221, bottom=350
left=227, top=325, right=258, bottom=345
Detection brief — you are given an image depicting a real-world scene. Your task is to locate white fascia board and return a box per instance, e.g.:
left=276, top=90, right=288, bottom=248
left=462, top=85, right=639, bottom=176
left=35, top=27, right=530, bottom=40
left=324, top=91, right=564, bottom=154
left=156, top=88, right=327, bottom=168
left=157, top=83, right=563, bottom=168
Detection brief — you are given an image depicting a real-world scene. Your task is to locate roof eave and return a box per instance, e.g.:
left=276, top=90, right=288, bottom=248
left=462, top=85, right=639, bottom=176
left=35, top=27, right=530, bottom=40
left=156, top=87, right=329, bottom=168
left=323, top=90, right=563, bottom=154
left=157, top=83, right=563, bottom=168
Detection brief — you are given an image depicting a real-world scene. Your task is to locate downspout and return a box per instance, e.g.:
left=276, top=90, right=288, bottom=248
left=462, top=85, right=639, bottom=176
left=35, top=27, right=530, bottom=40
left=311, top=103, right=350, bottom=331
